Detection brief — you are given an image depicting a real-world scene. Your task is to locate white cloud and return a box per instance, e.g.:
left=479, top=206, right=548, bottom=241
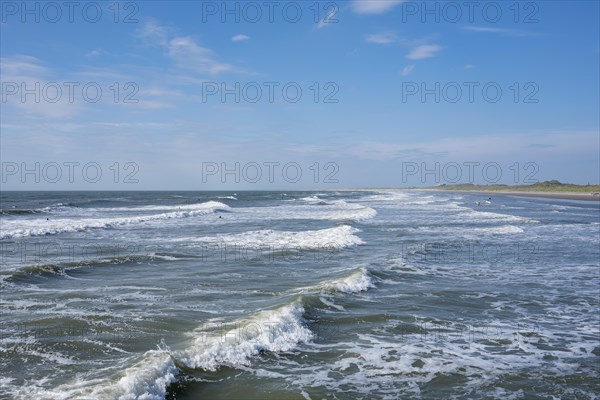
left=1, top=55, right=169, bottom=119
left=365, top=35, right=441, bottom=62
left=91, top=122, right=171, bottom=129
left=85, top=48, right=103, bottom=57
left=0, top=55, right=47, bottom=76
left=130, top=100, right=175, bottom=109
left=365, top=33, right=398, bottom=45
left=406, top=44, right=442, bottom=60
left=464, top=64, right=475, bottom=69
left=168, top=36, right=233, bottom=74
left=351, top=0, right=404, bottom=14
left=232, top=34, right=250, bottom=42
left=137, top=21, right=237, bottom=75
left=462, top=26, right=536, bottom=37
left=288, top=132, right=599, bottom=162
left=0, top=55, right=81, bottom=118
left=136, top=20, right=169, bottom=46
left=316, top=7, right=338, bottom=28
left=401, top=65, right=415, bottom=76
left=75, top=67, right=130, bottom=80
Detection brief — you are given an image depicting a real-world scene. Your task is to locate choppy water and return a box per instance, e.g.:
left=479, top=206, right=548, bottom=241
left=1, top=190, right=598, bottom=399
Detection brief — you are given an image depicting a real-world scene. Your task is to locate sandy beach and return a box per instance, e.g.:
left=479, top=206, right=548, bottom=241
left=418, top=189, right=600, bottom=201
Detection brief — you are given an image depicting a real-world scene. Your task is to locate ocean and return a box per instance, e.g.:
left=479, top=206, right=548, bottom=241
left=1, top=190, right=598, bottom=399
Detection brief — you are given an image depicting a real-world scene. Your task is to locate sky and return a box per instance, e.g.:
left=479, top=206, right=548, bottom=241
left=1, top=0, right=599, bottom=190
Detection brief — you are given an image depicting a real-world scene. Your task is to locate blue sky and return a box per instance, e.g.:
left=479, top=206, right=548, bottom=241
left=1, top=0, right=599, bottom=190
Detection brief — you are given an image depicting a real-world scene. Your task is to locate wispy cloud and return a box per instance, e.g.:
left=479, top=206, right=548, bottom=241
left=365, top=33, right=399, bottom=45
left=232, top=34, right=250, bottom=42
left=462, top=26, right=537, bottom=37
left=406, top=44, right=442, bottom=60
left=351, top=0, right=404, bottom=14
left=137, top=21, right=237, bottom=75
left=74, top=66, right=132, bottom=80
left=365, top=34, right=442, bottom=63
left=527, top=143, right=556, bottom=149
left=85, top=48, right=103, bottom=57
left=1, top=54, right=172, bottom=118
left=91, top=122, right=171, bottom=129
left=0, top=55, right=82, bottom=118
left=136, top=20, right=169, bottom=46
left=288, top=132, right=599, bottom=161
left=400, top=65, right=415, bottom=76
left=168, top=36, right=233, bottom=74
left=1, top=54, right=47, bottom=76
left=130, top=86, right=183, bottom=109
left=316, top=7, right=338, bottom=29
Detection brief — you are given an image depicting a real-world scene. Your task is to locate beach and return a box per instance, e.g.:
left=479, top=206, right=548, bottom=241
left=417, top=189, right=600, bottom=202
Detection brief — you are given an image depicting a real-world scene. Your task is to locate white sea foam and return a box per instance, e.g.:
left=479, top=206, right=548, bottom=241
left=321, top=267, right=374, bottom=294
left=39, top=204, right=76, bottom=214
left=463, top=208, right=536, bottom=223
left=278, top=321, right=599, bottom=399
left=181, top=302, right=312, bottom=371
left=9, top=349, right=178, bottom=400
left=254, top=201, right=377, bottom=222
left=94, top=350, right=178, bottom=400
left=299, top=195, right=324, bottom=203
left=408, top=224, right=525, bottom=236
left=359, top=191, right=412, bottom=202
left=147, top=253, right=186, bottom=261
left=480, top=225, right=524, bottom=234
left=78, top=202, right=228, bottom=213
left=179, top=225, right=364, bottom=250
left=0, top=201, right=230, bottom=239
left=289, top=268, right=375, bottom=301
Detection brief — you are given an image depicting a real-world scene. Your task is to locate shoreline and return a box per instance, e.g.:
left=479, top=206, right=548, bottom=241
left=415, top=189, right=600, bottom=202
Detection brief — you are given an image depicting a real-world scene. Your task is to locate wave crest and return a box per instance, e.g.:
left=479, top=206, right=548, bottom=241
left=0, top=201, right=230, bottom=239
left=181, top=302, right=312, bottom=371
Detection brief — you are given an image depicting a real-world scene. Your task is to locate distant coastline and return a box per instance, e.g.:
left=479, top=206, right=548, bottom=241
left=419, top=181, right=600, bottom=201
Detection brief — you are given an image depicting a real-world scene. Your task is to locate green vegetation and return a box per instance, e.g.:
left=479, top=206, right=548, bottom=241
left=432, top=180, right=600, bottom=193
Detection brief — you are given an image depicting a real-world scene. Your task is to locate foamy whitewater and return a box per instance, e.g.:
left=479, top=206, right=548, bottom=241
left=1, top=190, right=598, bottom=399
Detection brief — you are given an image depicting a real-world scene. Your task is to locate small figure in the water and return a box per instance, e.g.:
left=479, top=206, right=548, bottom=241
left=46, top=218, right=49, bottom=221
left=476, top=198, right=492, bottom=206
left=219, top=215, right=222, bottom=219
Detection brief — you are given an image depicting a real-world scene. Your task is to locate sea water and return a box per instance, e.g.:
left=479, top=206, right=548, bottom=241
left=1, top=190, right=598, bottom=399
